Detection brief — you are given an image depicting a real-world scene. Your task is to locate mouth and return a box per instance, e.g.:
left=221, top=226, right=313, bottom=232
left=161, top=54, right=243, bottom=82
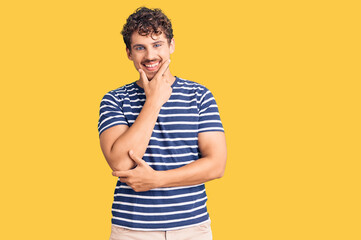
left=142, top=61, right=161, bottom=72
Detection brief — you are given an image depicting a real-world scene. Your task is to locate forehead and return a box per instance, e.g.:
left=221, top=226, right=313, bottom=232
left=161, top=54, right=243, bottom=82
left=130, top=31, right=168, bottom=46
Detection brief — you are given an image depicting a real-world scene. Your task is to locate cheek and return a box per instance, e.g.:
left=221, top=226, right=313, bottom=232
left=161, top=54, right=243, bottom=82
left=133, top=57, right=143, bottom=66
left=159, top=49, right=171, bottom=58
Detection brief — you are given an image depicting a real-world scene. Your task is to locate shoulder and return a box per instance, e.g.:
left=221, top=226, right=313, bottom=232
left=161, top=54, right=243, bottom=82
left=175, top=77, right=209, bottom=94
left=101, top=81, right=139, bottom=101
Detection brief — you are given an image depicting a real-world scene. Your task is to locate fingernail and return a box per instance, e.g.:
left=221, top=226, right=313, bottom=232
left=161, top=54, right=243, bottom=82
left=129, top=150, right=133, bottom=155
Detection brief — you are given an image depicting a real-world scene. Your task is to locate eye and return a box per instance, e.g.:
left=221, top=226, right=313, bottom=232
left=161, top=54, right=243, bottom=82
left=154, top=43, right=162, bottom=48
left=135, top=46, right=145, bottom=51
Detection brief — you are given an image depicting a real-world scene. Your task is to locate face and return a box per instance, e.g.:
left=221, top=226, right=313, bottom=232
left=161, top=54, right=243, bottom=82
left=127, top=31, right=175, bottom=80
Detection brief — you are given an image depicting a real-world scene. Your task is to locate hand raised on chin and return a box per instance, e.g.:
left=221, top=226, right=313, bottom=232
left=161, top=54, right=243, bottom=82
left=139, top=59, right=173, bottom=109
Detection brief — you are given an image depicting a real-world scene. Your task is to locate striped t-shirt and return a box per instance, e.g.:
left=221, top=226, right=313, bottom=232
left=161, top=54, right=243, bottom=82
left=98, top=76, right=224, bottom=231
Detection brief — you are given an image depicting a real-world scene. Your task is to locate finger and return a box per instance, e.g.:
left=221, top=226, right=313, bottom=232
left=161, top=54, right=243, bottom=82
left=154, top=59, right=171, bottom=79
left=112, top=170, right=130, bottom=178
left=138, top=68, right=148, bottom=87
left=118, top=177, right=128, bottom=183
left=162, top=61, right=170, bottom=76
left=129, top=150, right=145, bottom=166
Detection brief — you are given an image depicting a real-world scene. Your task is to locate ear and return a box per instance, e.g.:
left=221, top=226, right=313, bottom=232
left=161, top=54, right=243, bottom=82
left=169, top=38, right=175, bottom=54
left=126, top=48, right=132, bottom=60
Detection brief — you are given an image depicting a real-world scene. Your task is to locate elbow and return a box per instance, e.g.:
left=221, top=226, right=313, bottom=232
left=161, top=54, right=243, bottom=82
left=107, top=153, right=136, bottom=172
left=214, top=167, right=225, bottom=179
left=212, top=156, right=227, bottom=180
left=111, top=160, right=135, bottom=172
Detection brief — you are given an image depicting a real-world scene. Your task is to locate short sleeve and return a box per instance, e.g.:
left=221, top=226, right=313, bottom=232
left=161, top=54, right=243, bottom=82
left=198, top=89, right=224, bottom=133
left=98, top=91, right=128, bottom=136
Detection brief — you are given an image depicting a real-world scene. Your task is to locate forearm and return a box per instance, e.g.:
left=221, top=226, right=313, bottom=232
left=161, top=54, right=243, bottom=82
left=157, top=155, right=226, bottom=188
left=109, top=100, right=161, bottom=171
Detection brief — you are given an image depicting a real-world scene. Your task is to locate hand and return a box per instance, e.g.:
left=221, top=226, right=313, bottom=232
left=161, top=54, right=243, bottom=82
left=139, top=59, right=172, bottom=109
left=112, top=150, right=160, bottom=192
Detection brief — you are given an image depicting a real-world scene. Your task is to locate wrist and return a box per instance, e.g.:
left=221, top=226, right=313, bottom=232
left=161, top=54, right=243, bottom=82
left=144, top=99, right=162, bottom=112
left=154, top=170, right=166, bottom=188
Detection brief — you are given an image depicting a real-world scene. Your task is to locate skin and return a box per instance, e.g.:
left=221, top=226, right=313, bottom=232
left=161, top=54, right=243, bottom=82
left=99, top=30, right=227, bottom=192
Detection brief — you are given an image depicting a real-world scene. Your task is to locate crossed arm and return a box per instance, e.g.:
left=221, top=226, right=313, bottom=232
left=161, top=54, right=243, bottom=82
left=101, top=127, right=226, bottom=192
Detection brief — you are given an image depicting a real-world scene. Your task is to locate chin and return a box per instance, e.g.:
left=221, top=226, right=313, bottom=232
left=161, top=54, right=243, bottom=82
left=146, top=74, right=156, bottom=81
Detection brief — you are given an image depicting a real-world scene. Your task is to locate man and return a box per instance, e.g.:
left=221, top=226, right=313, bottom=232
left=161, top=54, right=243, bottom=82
left=98, top=7, right=227, bottom=240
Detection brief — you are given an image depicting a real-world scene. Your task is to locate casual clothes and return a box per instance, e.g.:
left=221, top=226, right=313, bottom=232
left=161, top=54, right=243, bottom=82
left=98, top=77, right=224, bottom=231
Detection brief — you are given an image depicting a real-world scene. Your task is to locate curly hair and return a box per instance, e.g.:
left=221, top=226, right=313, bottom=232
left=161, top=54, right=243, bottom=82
left=121, top=7, right=174, bottom=51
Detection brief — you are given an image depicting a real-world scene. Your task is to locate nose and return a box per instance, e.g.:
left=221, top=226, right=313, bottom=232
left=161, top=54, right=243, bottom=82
left=145, top=48, right=157, bottom=61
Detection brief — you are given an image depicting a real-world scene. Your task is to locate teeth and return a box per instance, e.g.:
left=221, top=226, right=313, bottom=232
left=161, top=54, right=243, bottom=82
left=145, top=62, right=159, bottom=68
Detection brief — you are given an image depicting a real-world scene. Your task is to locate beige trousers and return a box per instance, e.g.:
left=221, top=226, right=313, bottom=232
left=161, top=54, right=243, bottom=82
left=109, top=221, right=212, bottom=240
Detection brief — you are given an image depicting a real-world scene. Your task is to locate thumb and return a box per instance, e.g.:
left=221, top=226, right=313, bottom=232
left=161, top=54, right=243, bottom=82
left=129, top=150, right=145, bottom=166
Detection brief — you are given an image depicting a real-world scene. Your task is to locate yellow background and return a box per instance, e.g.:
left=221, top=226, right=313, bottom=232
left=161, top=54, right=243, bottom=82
left=1, top=0, right=360, bottom=239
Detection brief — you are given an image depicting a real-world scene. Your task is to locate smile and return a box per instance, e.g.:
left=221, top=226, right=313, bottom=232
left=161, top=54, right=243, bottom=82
left=144, top=62, right=159, bottom=68
left=142, top=61, right=161, bottom=72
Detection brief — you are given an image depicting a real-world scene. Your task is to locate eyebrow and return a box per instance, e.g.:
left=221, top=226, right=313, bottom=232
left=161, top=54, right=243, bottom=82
left=132, top=41, right=165, bottom=49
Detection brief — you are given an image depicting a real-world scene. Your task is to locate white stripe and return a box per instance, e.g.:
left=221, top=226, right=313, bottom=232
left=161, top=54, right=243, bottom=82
left=113, top=196, right=207, bottom=208
left=123, top=112, right=140, bottom=116
left=112, top=203, right=207, bottom=217
left=101, top=98, right=118, bottom=106
left=99, top=110, right=122, bottom=119
left=199, top=120, right=222, bottom=124
left=123, top=104, right=143, bottom=108
left=158, top=113, right=198, bottom=117
left=177, top=81, right=197, bottom=86
left=114, top=189, right=205, bottom=200
left=148, top=160, right=194, bottom=166
left=143, top=152, right=198, bottom=158
left=171, top=92, right=201, bottom=97
left=147, top=145, right=198, bottom=150
left=99, top=121, right=127, bottom=133
left=105, top=94, right=125, bottom=103
left=114, top=86, right=135, bottom=93
left=112, top=212, right=208, bottom=224
left=113, top=90, right=126, bottom=95
left=123, top=87, right=137, bottom=92
left=153, top=121, right=199, bottom=125
left=200, top=112, right=220, bottom=117
left=129, top=92, right=145, bottom=97
left=113, top=88, right=127, bottom=93
left=130, top=99, right=146, bottom=103
left=150, top=137, right=198, bottom=141
left=173, top=86, right=204, bottom=91
left=114, top=93, right=127, bottom=97
left=122, top=105, right=199, bottom=110
left=200, top=97, right=214, bottom=106
left=198, top=127, right=224, bottom=131
left=199, top=90, right=210, bottom=103
left=161, top=106, right=197, bottom=110
left=122, top=113, right=199, bottom=117
left=117, top=183, right=204, bottom=191
left=99, top=104, right=117, bottom=110
left=98, top=115, right=124, bottom=128
left=152, top=129, right=198, bottom=133
left=199, top=104, right=218, bottom=114
left=128, top=120, right=200, bottom=125
left=167, top=99, right=197, bottom=103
